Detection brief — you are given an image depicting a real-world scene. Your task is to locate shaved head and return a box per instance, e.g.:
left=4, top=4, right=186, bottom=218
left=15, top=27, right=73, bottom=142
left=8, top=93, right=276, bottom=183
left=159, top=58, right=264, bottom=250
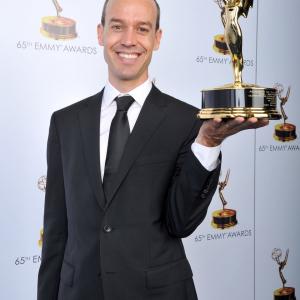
left=101, top=0, right=161, bottom=30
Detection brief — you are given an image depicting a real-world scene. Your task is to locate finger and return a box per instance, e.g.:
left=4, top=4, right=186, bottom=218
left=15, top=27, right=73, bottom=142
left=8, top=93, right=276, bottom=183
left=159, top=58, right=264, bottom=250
left=230, top=117, right=259, bottom=132
left=233, top=117, right=269, bottom=131
left=217, top=116, right=245, bottom=131
left=244, top=117, right=269, bottom=129
left=242, top=117, right=258, bottom=128
left=211, top=117, right=223, bottom=128
left=257, top=118, right=269, bottom=126
left=215, top=117, right=254, bottom=135
left=202, top=118, right=223, bottom=130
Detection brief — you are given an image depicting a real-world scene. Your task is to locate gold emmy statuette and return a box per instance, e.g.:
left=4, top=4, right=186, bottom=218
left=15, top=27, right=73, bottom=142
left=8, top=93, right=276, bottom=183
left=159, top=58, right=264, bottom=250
left=274, top=84, right=297, bottom=142
left=199, top=0, right=281, bottom=120
left=212, top=170, right=238, bottom=229
left=213, top=0, right=230, bottom=55
left=41, top=0, right=77, bottom=40
left=272, top=248, right=296, bottom=300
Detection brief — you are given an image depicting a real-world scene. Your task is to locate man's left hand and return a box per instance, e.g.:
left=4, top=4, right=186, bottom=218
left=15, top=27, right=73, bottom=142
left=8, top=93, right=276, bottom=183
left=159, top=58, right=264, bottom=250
left=196, top=117, right=269, bottom=147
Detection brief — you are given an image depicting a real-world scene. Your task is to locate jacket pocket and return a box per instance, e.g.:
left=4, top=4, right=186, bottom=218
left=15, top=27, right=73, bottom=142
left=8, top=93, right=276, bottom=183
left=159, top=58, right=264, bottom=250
left=60, top=260, right=75, bottom=287
left=146, top=258, right=193, bottom=289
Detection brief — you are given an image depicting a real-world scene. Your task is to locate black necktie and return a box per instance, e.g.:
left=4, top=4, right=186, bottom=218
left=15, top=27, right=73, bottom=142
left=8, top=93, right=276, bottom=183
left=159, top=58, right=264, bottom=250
left=103, top=95, right=134, bottom=199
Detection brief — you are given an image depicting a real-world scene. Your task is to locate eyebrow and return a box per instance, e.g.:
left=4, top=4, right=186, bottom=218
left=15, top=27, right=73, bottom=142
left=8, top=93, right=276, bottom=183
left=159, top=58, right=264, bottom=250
left=138, top=22, right=153, bottom=28
left=109, top=18, right=153, bottom=28
left=109, top=18, right=124, bottom=24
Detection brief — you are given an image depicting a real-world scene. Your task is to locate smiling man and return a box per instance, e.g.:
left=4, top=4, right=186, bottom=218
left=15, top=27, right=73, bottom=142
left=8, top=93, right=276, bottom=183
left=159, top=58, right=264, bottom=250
left=98, top=0, right=162, bottom=91
left=37, top=0, right=267, bottom=299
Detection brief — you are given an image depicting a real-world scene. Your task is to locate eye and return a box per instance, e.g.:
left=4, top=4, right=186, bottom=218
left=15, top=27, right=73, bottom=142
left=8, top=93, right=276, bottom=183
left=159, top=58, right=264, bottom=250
left=111, top=24, right=122, bottom=31
left=137, top=26, right=150, bottom=34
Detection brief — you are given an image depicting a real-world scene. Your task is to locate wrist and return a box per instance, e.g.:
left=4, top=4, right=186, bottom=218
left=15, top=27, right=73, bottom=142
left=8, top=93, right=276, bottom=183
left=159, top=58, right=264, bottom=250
left=195, top=136, right=221, bottom=147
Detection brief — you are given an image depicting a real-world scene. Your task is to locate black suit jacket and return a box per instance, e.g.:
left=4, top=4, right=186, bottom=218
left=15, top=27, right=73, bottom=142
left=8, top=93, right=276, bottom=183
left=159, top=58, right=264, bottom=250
left=37, top=85, right=220, bottom=300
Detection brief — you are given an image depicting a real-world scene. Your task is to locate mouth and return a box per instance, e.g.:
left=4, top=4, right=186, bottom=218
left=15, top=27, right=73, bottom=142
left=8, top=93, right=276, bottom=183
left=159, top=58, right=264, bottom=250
left=117, top=52, right=140, bottom=60
left=114, top=49, right=145, bottom=65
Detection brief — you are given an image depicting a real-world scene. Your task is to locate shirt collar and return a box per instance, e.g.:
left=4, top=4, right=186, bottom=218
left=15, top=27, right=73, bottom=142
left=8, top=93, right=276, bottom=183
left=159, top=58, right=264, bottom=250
left=102, top=79, right=153, bottom=109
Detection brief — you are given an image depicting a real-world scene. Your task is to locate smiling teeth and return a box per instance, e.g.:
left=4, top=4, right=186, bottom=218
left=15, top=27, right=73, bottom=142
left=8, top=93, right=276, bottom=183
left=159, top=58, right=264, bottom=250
left=119, top=53, right=138, bottom=59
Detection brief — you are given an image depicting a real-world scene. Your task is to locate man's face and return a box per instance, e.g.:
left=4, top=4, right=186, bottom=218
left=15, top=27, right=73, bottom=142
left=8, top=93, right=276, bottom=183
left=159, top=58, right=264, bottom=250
left=97, top=0, right=162, bottom=89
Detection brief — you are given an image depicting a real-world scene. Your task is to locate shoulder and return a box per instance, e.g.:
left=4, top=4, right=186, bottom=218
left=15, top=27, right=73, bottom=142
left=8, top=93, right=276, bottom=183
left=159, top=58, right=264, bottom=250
left=51, top=90, right=103, bottom=120
left=153, top=85, right=199, bottom=117
left=56, top=91, right=102, bottom=114
left=152, top=85, right=202, bottom=135
left=48, top=91, right=103, bottom=131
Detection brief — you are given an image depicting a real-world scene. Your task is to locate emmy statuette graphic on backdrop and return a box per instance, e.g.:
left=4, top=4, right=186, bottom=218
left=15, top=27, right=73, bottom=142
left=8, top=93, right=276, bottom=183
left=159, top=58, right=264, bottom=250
left=38, top=229, right=44, bottom=248
left=213, top=0, right=230, bottom=55
left=272, top=248, right=296, bottom=300
left=273, top=84, right=297, bottom=142
left=212, top=169, right=238, bottom=229
left=37, top=176, right=47, bottom=248
left=199, top=0, right=281, bottom=120
left=41, top=0, right=77, bottom=40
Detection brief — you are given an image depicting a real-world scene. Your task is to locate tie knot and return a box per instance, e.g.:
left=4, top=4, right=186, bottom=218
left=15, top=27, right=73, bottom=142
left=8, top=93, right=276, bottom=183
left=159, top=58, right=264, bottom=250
left=116, top=95, right=135, bottom=111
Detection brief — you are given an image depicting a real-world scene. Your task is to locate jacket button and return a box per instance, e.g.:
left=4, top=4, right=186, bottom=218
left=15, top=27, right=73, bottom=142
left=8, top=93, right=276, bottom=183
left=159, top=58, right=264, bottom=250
left=103, top=225, right=112, bottom=233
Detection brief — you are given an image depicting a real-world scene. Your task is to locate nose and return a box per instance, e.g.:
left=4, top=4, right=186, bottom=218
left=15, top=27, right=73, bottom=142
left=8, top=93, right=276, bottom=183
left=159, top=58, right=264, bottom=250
left=121, top=27, right=137, bottom=47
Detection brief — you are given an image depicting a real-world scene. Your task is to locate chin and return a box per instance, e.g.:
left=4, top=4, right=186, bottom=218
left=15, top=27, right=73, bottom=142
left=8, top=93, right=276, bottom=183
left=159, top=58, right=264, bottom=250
left=116, top=72, right=143, bottom=82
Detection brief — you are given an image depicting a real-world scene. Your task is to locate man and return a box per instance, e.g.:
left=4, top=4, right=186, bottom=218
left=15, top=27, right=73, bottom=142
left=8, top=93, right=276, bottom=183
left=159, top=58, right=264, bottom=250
left=37, top=0, right=267, bottom=299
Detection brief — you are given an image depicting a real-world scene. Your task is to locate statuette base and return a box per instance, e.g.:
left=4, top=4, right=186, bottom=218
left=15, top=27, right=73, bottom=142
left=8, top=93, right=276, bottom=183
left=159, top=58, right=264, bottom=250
left=41, top=16, right=77, bottom=40
left=199, top=84, right=281, bottom=120
left=274, top=287, right=296, bottom=300
left=213, top=34, right=230, bottom=55
left=274, top=123, right=297, bottom=142
left=211, top=209, right=237, bottom=229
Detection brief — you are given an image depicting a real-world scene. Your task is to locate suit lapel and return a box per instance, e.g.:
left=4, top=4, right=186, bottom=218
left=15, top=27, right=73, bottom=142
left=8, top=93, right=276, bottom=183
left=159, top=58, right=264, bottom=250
left=105, top=85, right=167, bottom=206
left=78, top=90, right=106, bottom=210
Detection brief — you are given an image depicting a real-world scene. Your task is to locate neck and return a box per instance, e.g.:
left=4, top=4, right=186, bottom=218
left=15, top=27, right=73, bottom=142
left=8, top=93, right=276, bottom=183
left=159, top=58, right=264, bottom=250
left=108, top=77, right=149, bottom=94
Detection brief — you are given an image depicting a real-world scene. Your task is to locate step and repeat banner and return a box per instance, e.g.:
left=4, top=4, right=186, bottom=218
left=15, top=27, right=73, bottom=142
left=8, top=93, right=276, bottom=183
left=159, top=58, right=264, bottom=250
left=0, top=0, right=299, bottom=299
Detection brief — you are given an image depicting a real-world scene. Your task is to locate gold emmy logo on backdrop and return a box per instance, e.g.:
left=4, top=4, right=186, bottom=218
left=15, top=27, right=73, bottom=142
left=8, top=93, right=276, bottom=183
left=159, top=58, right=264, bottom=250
left=40, top=0, right=77, bottom=40
left=199, top=0, right=281, bottom=120
left=273, top=84, right=297, bottom=142
left=38, top=229, right=44, bottom=248
left=272, top=248, right=296, bottom=300
left=211, top=170, right=238, bottom=229
left=213, top=0, right=230, bottom=55
left=37, top=176, right=47, bottom=248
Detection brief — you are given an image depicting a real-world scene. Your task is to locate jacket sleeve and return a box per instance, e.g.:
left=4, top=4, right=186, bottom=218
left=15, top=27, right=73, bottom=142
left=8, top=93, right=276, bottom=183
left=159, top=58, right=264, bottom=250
left=166, top=118, right=221, bottom=238
left=37, top=113, right=68, bottom=300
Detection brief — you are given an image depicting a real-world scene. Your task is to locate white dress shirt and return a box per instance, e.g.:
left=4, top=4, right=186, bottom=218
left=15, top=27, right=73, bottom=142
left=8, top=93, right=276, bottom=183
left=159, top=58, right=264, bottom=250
left=99, top=79, right=220, bottom=180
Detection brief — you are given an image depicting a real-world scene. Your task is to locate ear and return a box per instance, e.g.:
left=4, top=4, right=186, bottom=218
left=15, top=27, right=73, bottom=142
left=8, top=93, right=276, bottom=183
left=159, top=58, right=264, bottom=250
left=154, top=29, right=162, bottom=51
left=97, top=24, right=104, bottom=46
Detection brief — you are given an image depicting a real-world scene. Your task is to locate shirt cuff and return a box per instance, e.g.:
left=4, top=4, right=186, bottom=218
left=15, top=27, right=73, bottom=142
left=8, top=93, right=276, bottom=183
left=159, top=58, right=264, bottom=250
left=191, top=142, right=221, bottom=172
